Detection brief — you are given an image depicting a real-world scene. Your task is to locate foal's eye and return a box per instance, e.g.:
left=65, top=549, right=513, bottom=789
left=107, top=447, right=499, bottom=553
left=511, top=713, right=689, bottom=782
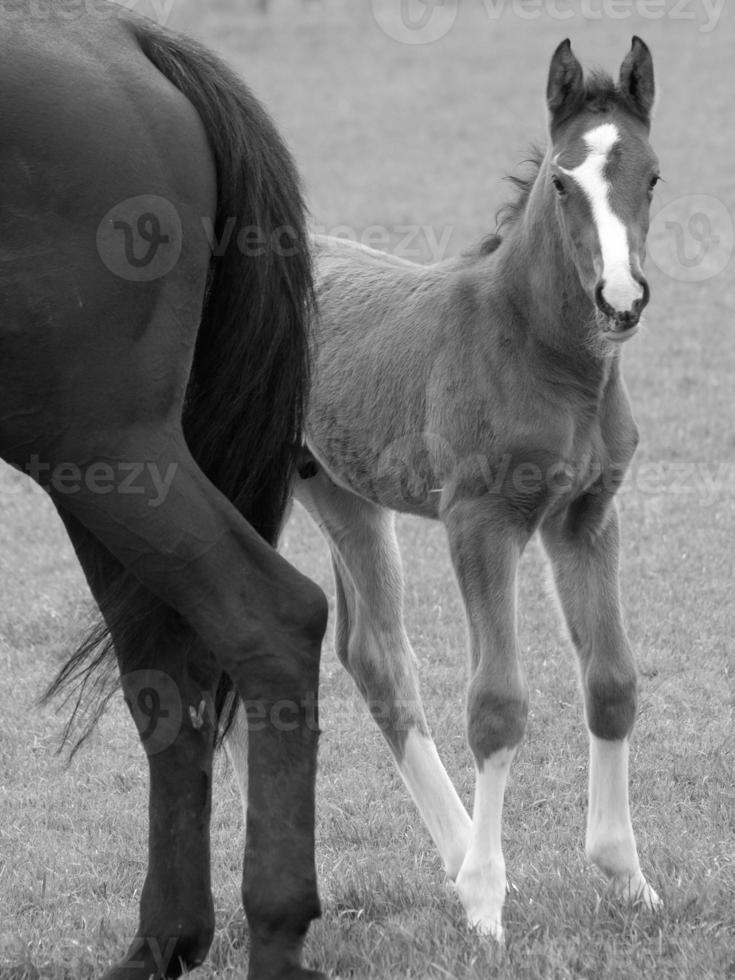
left=648, top=174, right=661, bottom=193
left=551, top=174, right=566, bottom=196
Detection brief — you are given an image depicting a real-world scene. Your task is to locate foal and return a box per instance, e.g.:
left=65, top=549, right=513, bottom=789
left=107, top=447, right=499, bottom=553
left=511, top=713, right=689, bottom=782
left=232, top=37, right=662, bottom=942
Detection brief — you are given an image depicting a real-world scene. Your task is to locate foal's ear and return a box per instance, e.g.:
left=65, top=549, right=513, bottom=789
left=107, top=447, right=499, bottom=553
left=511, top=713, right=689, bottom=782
left=547, top=38, right=584, bottom=122
left=619, top=36, right=655, bottom=120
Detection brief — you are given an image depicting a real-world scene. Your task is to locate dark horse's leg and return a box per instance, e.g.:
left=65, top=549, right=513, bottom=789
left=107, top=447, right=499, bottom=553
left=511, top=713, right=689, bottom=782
left=57, top=514, right=219, bottom=977
left=0, top=10, right=327, bottom=977
left=52, top=435, right=327, bottom=980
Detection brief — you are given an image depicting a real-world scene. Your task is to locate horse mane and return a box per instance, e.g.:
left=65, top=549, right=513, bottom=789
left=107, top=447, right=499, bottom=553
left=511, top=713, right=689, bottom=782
left=494, top=144, right=546, bottom=234
left=459, top=149, right=543, bottom=260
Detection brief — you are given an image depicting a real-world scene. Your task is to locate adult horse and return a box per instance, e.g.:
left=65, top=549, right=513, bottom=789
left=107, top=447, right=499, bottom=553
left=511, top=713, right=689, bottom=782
left=1, top=4, right=327, bottom=979
left=231, top=37, right=663, bottom=944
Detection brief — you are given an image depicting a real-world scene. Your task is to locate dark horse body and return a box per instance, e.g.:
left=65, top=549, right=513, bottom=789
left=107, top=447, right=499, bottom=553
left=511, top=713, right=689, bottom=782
left=1, top=5, right=326, bottom=979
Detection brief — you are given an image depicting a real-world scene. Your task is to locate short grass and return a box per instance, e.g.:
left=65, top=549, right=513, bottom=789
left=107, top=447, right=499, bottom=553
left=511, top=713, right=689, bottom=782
left=1, top=3, right=734, bottom=979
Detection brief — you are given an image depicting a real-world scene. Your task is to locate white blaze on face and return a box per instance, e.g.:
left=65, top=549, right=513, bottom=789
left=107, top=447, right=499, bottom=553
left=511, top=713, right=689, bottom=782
left=559, top=122, right=643, bottom=314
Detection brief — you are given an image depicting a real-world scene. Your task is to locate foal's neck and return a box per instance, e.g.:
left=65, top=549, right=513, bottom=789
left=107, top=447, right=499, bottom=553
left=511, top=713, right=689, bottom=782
left=499, top=154, right=613, bottom=379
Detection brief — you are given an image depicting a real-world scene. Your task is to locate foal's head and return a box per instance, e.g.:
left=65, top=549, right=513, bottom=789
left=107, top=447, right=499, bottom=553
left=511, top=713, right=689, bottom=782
left=546, top=37, right=658, bottom=342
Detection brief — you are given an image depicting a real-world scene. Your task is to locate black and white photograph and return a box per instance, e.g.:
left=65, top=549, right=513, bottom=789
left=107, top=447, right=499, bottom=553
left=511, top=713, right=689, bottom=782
left=0, top=1, right=732, bottom=978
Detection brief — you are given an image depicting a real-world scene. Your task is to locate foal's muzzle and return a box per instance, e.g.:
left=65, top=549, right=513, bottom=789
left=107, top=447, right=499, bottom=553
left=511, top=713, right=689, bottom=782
left=595, top=274, right=649, bottom=338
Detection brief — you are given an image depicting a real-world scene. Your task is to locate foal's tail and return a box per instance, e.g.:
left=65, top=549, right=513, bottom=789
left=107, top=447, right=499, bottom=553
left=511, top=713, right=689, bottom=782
left=131, top=17, right=313, bottom=540
left=45, top=18, right=312, bottom=747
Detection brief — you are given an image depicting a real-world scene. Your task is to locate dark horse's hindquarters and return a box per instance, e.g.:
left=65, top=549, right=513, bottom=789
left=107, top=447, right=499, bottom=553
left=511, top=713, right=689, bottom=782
left=0, top=5, right=327, bottom=979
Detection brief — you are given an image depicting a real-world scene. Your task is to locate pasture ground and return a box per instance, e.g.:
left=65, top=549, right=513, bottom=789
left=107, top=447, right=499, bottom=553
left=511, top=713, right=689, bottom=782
left=1, top=2, right=733, bottom=978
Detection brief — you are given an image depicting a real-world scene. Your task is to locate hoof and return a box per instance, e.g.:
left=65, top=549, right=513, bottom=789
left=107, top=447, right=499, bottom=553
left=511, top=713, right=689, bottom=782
left=455, top=861, right=506, bottom=945
left=99, top=934, right=204, bottom=980
left=610, top=872, right=661, bottom=910
left=247, top=966, right=327, bottom=980
left=246, top=944, right=327, bottom=980
left=470, top=916, right=505, bottom=945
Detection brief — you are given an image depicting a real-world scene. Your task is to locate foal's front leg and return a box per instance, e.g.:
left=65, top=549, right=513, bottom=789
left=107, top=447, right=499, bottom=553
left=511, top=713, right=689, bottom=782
left=541, top=501, right=659, bottom=908
left=443, top=499, right=530, bottom=941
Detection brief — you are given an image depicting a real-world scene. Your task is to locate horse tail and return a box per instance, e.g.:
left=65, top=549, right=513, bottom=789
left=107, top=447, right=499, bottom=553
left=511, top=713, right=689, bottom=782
left=44, top=19, right=312, bottom=748
left=130, top=17, right=313, bottom=539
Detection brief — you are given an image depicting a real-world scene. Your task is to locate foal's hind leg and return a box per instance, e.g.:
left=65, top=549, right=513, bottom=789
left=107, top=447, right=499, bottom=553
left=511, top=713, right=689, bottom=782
left=541, top=501, right=659, bottom=909
left=48, top=431, right=327, bottom=980
left=58, top=514, right=219, bottom=977
left=295, top=465, right=471, bottom=878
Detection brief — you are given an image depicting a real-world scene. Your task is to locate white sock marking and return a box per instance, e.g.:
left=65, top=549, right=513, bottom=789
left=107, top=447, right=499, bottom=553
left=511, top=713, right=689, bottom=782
left=455, top=747, right=516, bottom=941
left=397, top=729, right=471, bottom=880
left=559, top=123, right=642, bottom=313
left=587, top=735, right=659, bottom=907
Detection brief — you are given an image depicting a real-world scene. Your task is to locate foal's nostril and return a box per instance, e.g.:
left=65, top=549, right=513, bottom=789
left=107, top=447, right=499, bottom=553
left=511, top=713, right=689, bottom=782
left=632, top=275, right=650, bottom=315
left=594, top=280, right=615, bottom=318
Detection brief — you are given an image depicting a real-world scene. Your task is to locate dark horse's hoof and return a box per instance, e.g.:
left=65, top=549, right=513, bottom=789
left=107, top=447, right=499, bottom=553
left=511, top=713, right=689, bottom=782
left=101, top=956, right=326, bottom=980
left=99, top=960, right=183, bottom=980
left=255, top=971, right=327, bottom=980
left=247, top=962, right=328, bottom=980
left=99, top=935, right=206, bottom=980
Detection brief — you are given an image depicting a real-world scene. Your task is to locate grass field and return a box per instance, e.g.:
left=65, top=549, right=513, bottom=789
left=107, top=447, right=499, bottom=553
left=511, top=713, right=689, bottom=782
left=1, top=2, right=734, bottom=978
